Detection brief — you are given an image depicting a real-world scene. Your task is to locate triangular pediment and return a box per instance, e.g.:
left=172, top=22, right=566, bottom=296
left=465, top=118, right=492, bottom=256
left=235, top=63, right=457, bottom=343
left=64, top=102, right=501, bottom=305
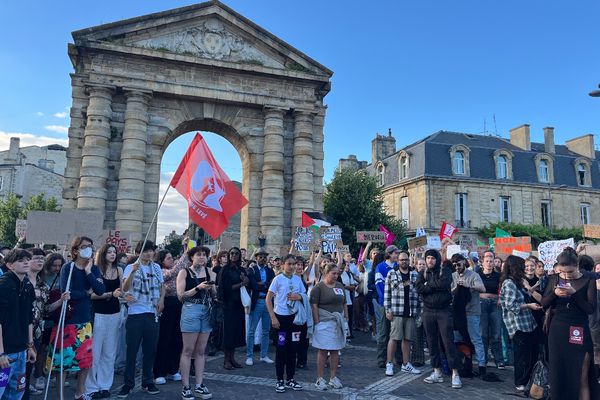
left=72, top=1, right=332, bottom=78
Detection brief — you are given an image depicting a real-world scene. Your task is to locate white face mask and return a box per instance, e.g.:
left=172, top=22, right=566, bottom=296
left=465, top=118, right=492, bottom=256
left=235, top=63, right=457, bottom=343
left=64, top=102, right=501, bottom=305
left=79, top=247, right=93, bottom=259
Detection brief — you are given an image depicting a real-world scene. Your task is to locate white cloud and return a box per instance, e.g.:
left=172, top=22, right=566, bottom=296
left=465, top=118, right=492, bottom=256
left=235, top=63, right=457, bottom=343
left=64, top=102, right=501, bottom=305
left=35, top=112, right=44, bottom=117
left=156, top=172, right=189, bottom=242
left=44, top=125, right=69, bottom=134
left=53, top=112, right=68, bottom=118
left=0, top=130, right=69, bottom=149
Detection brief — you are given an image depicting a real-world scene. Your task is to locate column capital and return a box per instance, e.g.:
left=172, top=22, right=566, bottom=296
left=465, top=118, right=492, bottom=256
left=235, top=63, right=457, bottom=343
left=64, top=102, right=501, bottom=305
left=123, top=87, right=153, bottom=103
left=293, top=109, right=316, bottom=123
left=84, top=84, right=116, bottom=97
left=263, top=105, right=288, bottom=118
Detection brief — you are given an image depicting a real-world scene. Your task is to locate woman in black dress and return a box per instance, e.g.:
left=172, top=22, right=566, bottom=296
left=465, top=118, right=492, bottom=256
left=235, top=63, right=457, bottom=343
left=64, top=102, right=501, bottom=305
left=542, top=248, right=599, bottom=400
left=217, top=247, right=249, bottom=370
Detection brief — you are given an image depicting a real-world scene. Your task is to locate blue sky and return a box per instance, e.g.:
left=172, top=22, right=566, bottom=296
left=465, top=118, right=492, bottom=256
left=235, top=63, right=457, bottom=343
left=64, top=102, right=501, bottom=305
left=1, top=1, right=599, bottom=238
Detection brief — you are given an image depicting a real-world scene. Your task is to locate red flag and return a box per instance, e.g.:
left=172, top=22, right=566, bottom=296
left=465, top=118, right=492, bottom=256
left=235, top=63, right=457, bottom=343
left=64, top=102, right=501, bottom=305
left=439, top=221, right=458, bottom=240
left=379, top=224, right=395, bottom=246
left=170, top=133, right=248, bottom=239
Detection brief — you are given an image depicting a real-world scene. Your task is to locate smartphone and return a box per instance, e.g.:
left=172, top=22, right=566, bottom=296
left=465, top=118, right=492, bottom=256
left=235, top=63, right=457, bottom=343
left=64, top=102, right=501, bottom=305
left=207, top=281, right=215, bottom=285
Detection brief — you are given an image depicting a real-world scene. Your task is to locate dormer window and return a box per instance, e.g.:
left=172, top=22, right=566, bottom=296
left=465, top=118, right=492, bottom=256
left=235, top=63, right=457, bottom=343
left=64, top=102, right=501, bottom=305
left=449, top=144, right=470, bottom=176
left=575, top=159, right=591, bottom=186
left=398, top=151, right=409, bottom=180
left=535, top=154, right=554, bottom=184
left=454, top=152, right=465, bottom=174
left=497, top=155, right=507, bottom=179
left=539, top=160, right=549, bottom=182
left=493, top=149, right=513, bottom=180
left=376, top=163, right=384, bottom=186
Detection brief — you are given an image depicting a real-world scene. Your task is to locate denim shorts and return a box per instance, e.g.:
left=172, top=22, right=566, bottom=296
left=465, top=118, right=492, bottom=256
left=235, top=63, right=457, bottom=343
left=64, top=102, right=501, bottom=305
left=180, top=302, right=212, bottom=333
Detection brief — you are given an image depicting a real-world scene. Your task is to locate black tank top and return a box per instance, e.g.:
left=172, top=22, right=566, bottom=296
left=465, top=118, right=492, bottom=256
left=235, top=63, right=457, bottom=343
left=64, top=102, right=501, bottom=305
left=478, top=270, right=501, bottom=295
left=92, top=276, right=120, bottom=314
left=184, top=267, right=212, bottom=305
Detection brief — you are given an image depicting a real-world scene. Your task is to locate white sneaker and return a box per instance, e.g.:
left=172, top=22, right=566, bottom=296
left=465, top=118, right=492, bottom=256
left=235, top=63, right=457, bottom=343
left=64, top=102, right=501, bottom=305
left=515, top=385, right=526, bottom=391
left=245, top=357, right=254, bottom=366
left=154, top=377, right=166, bottom=385
left=401, top=362, right=421, bottom=374
left=260, top=356, right=274, bottom=364
left=315, top=377, right=328, bottom=391
left=385, top=362, right=394, bottom=376
left=452, top=374, right=462, bottom=389
left=328, top=376, right=343, bottom=389
left=35, top=376, right=46, bottom=390
left=424, top=372, right=444, bottom=383
left=169, top=372, right=182, bottom=381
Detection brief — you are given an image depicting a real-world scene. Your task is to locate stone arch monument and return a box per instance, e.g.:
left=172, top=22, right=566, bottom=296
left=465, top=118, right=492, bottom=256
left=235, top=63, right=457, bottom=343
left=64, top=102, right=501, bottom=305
left=62, top=1, right=332, bottom=249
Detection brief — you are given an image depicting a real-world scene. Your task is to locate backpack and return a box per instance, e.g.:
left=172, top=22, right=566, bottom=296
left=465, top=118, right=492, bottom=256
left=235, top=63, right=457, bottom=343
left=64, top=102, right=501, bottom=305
left=526, top=354, right=549, bottom=399
left=456, top=341, right=474, bottom=378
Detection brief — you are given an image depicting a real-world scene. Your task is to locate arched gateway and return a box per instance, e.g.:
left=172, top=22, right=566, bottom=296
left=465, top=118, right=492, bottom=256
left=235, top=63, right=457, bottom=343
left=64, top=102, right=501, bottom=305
left=61, top=1, right=332, bottom=250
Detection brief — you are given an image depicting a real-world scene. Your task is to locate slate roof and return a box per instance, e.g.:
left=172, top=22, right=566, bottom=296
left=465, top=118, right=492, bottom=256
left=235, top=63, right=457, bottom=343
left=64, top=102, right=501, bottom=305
left=368, top=130, right=600, bottom=189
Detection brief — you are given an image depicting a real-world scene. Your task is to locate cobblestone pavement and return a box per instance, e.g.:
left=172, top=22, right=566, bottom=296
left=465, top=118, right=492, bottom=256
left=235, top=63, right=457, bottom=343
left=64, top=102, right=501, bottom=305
left=57, top=330, right=525, bottom=400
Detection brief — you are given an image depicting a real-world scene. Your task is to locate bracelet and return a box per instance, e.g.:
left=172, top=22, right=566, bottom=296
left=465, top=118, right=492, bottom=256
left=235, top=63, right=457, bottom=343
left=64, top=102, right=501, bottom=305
left=194, top=287, right=200, bottom=292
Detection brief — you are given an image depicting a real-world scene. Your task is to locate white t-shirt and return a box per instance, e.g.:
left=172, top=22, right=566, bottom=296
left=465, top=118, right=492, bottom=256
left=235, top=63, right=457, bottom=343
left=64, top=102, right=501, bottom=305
left=339, top=270, right=357, bottom=305
left=123, top=263, right=164, bottom=315
left=268, top=274, right=306, bottom=316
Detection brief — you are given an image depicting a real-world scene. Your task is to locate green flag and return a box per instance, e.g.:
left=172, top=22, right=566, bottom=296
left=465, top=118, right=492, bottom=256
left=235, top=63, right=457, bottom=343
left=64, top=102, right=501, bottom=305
left=495, top=227, right=511, bottom=238
left=476, top=239, right=485, bottom=246
left=489, top=237, right=494, bottom=250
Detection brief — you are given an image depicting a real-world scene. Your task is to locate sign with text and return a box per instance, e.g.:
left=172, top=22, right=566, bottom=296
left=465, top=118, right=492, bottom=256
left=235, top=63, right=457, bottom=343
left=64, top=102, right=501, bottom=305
left=103, top=230, right=133, bottom=254
left=446, top=244, right=462, bottom=259
left=538, top=238, right=575, bottom=270
left=408, top=235, right=428, bottom=249
left=356, top=231, right=386, bottom=243
left=493, top=237, right=532, bottom=258
left=320, top=226, right=342, bottom=253
left=26, top=210, right=104, bottom=245
left=294, top=227, right=317, bottom=253
left=583, top=224, right=600, bottom=239
left=338, top=245, right=350, bottom=253
left=426, top=236, right=442, bottom=250
left=512, top=249, right=530, bottom=259
left=15, top=219, right=27, bottom=239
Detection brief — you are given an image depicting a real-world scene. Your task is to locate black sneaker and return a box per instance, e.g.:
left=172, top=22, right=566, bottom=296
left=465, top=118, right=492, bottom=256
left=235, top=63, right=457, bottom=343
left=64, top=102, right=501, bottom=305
left=101, top=391, right=111, bottom=399
left=181, top=386, right=194, bottom=400
left=194, top=384, right=213, bottom=399
left=142, top=383, right=160, bottom=395
left=117, top=385, right=131, bottom=398
left=275, top=380, right=285, bottom=393
left=285, top=379, right=303, bottom=391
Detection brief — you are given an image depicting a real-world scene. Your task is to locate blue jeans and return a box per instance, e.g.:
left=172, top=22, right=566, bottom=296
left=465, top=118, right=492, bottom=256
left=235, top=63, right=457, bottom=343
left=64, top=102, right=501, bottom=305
left=480, top=298, right=504, bottom=364
left=246, top=299, right=270, bottom=359
left=467, top=315, right=486, bottom=367
left=372, top=300, right=383, bottom=339
left=0, top=350, right=26, bottom=400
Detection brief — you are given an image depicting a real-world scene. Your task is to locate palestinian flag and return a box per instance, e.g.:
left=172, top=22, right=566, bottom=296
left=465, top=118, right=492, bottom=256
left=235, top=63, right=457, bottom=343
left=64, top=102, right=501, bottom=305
left=301, top=212, right=332, bottom=228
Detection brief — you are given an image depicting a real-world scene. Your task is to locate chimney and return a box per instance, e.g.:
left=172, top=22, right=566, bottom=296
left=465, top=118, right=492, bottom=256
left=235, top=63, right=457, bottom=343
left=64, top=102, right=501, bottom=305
left=371, top=130, right=396, bottom=163
left=5, top=137, right=20, bottom=163
left=339, top=154, right=360, bottom=171
left=543, top=127, right=555, bottom=154
left=509, top=124, right=531, bottom=151
left=566, top=134, right=596, bottom=159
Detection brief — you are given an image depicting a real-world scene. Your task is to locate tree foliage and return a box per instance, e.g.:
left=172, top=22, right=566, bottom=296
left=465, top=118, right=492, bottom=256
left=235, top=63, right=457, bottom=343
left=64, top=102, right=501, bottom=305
left=478, top=222, right=583, bottom=248
left=0, top=193, right=60, bottom=247
left=164, top=237, right=184, bottom=258
left=324, top=168, right=407, bottom=254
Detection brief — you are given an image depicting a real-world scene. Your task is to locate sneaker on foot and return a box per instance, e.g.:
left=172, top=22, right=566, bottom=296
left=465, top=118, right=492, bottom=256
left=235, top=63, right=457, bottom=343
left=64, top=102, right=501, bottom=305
left=424, top=372, right=444, bottom=384
left=74, top=394, right=92, bottom=400
left=515, top=385, right=526, bottom=391
left=497, top=362, right=506, bottom=370
left=245, top=357, right=254, bottom=366
left=181, top=386, right=194, bottom=400
left=142, top=383, right=160, bottom=395
left=275, top=380, right=286, bottom=393
left=170, top=372, right=182, bottom=381
left=452, top=375, right=462, bottom=389
left=315, top=377, right=328, bottom=391
left=194, top=384, right=213, bottom=399
left=28, top=385, right=40, bottom=395
left=285, top=379, right=303, bottom=391
left=154, top=377, right=166, bottom=385
left=35, top=376, right=46, bottom=390
left=260, top=356, right=274, bottom=364
left=328, top=376, right=343, bottom=389
left=385, top=362, right=394, bottom=376
left=401, top=362, right=421, bottom=374
left=117, top=385, right=131, bottom=398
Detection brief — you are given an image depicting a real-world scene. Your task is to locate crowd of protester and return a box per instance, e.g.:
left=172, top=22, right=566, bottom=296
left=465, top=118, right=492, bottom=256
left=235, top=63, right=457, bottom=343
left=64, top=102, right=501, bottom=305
left=0, top=235, right=599, bottom=400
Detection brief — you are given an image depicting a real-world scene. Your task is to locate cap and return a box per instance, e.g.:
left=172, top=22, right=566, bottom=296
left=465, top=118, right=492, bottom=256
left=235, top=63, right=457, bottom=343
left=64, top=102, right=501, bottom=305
left=255, top=248, right=269, bottom=257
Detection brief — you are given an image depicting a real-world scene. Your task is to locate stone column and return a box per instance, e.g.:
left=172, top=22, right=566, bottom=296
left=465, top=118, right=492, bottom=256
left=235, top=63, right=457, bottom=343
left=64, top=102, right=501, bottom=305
left=77, top=85, right=115, bottom=213
left=291, top=110, right=315, bottom=227
left=312, top=107, right=326, bottom=211
left=260, top=107, right=286, bottom=248
left=115, top=89, right=152, bottom=241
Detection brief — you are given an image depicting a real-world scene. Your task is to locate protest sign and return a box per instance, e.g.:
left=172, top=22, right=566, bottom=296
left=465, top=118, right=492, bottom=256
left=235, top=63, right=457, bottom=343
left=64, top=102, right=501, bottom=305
left=538, top=238, right=575, bottom=270
left=493, top=237, right=532, bottom=258
left=294, top=227, right=317, bottom=253
left=26, top=210, right=104, bottom=245
left=408, top=235, right=428, bottom=249
left=338, top=245, right=350, bottom=253
left=583, top=224, right=600, bottom=239
left=512, top=249, right=530, bottom=259
left=578, top=243, right=600, bottom=263
left=356, top=231, right=386, bottom=243
left=458, top=234, right=475, bottom=251
left=446, top=244, right=462, bottom=259
left=15, top=219, right=27, bottom=239
left=103, top=230, right=133, bottom=253
left=426, top=236, right=441, bottom=250
left=320, top=226, right=342, bottom=253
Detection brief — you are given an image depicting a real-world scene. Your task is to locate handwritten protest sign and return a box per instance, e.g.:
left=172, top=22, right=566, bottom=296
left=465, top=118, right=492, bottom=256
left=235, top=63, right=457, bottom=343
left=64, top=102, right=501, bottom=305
left=104, top=230, right=133, bottom=253
left=512, top=249, right=530, bottom=259
left=458, top=234, right=475, bottom=252
left=356, top=231, right=386, bottom=243
left=294, top=227, right=317, bottom=253
left=15, top=219, right=27, bottom=239
left=426, top=236, right=441, bottom=250
left=408, top=235, right=428, bottom=249
left=583, top=224, right=600, bottom=239
left=538, top=238, right=575, bottom=270
left=338, top=245, right=350, bottom=253
left=493, top=237, right=532, bottom=258
left=320, top=226, right=342, bottom=253
left=446, top=245, right=462, bottom=259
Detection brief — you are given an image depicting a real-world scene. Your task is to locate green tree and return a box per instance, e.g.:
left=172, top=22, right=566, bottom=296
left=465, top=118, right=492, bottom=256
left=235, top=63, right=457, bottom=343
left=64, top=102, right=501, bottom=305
left=0, top=193, right=60, bottom=247
left=478, top=222, right=583, bottom=248
left=164, top=237, right=184, bottom=258
left=324, top=168, right=407, bottom=254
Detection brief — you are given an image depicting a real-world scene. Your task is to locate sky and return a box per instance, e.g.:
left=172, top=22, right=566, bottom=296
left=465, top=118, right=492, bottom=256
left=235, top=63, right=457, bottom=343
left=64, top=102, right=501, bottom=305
left=1, top=1, right=599, bottom=240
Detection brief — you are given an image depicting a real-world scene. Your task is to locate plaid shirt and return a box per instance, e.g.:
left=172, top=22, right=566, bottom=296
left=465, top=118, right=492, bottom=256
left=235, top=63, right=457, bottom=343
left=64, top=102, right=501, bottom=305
left=384, top=269, right=420, bottom=317
left=499, top=278, right=537, bottom=337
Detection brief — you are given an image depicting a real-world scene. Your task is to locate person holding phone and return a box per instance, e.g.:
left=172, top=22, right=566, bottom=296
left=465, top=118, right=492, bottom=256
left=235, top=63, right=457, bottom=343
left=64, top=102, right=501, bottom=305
left=176, top=246, right=216, bottom=400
